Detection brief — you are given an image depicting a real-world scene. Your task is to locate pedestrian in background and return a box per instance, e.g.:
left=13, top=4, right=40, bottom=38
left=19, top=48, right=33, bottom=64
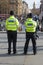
left=5, top=11, right=19, bottom=54
left=24, top=13, right=37, bottom=55
left=41, top=16, right=43, bottom=31
left=33, top=16, right=39, bottom=39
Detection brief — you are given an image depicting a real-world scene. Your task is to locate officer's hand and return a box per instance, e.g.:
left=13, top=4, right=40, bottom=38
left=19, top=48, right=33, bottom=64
left=18, top=27, right=22, bottom=31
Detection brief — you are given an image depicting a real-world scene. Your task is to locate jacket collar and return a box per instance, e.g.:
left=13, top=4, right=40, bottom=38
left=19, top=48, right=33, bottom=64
left=27, top=18, right=32, bottom=21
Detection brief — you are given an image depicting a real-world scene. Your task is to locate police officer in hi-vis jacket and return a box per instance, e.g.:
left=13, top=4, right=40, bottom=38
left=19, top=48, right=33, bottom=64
left=6, top=11, right=19, bottom=54
left=24, top=13, right=37, bottom=55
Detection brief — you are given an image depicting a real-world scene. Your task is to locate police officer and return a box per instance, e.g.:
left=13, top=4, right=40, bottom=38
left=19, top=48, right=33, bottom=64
left=24, top=13, right=37, bottom=55
left=6, top=11, right=19, bottom=54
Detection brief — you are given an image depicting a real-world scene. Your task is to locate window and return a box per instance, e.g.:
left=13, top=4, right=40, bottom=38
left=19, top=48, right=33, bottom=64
left=10, top=0, right=16, bottom=4
left=0, top=5, right=1, bottom=14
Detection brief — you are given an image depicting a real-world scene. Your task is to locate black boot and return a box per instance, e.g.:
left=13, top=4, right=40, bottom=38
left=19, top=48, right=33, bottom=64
left=8, top=50, right=11, bottom=55
left=33, top=48, right=37, bottom=55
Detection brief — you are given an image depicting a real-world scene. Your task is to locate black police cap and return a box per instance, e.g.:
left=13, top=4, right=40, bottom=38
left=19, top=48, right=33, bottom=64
left=10, top=10, right=14, bottom=15
left=27, top=13, right=32, bottom=18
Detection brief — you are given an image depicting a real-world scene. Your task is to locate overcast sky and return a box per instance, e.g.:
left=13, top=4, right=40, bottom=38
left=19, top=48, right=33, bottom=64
left=23, top=0, right=41, bottom=9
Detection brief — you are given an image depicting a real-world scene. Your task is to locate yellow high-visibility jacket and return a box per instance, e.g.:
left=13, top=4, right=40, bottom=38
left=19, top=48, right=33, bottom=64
left=6, top=16, right=19, bottom=31
left=24, top=18, right=37, bottom=32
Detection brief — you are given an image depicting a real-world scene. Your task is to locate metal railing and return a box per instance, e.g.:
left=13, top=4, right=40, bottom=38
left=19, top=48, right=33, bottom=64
left=0, top=31, right=43, bottom=43
left=0, top=31, right=26, bottom=43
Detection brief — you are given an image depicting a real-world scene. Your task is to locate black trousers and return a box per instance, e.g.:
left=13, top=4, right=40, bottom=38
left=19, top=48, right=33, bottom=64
left=24, top=32, right=36, bottom=54
left=7, top=31, right=17, bottom=53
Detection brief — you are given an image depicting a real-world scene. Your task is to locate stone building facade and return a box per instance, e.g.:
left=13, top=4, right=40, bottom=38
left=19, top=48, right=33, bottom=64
left=0, top=0, right=23, bottom=16
left=0, top=0, right=29, bottom=19
left=0, top=0, right=10, bottom=14
left=39, top=0, right=43, bottom=20
left=22, top=1, right=28, bottom=15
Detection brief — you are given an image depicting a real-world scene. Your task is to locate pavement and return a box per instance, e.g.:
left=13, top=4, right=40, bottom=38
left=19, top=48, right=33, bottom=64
left=0, top=31, right=43, bottom=65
